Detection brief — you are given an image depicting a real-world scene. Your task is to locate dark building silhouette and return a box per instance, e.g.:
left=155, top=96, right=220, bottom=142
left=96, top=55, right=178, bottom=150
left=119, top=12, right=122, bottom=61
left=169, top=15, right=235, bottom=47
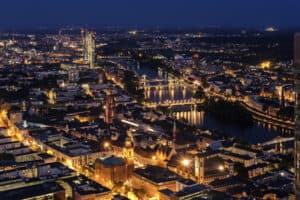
left=294, top=33, right=300, bottom=198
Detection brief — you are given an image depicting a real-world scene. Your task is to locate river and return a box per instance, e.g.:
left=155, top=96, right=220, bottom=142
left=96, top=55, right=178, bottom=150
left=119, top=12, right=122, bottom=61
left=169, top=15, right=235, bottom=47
left=133, top=64, right=280, bottom=144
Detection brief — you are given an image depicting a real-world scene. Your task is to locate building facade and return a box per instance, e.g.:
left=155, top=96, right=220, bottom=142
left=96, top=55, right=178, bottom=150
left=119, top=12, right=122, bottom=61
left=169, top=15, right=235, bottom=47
left=95, top=156, right=127, bottom=188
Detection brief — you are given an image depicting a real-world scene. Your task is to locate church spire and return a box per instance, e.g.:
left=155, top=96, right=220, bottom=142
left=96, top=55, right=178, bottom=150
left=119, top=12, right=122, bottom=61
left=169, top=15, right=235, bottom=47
left=172, top=120, right=176, bottom=146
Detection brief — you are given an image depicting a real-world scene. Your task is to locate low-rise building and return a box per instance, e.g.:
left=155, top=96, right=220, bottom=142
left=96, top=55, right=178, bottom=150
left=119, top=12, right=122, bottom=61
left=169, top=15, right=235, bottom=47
left=95, top=155, right=128, bottom=188
left=62, top=175, right=112, bottom=200
left=132, top=165, right=183, bottom=199
left=0, top=181, right=65, bottom=200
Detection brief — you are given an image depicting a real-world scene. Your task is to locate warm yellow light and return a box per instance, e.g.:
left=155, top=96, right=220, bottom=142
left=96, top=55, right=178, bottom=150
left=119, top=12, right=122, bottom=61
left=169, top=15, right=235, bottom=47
left=127, top=191, right=138, bottom=200
left=66, top=159, right=73, bottom=168
left=152, top=156, right=156, bottom=161
left=32, top=140, right=37, bottom=146
left=82, top=84, right=94, bottom=98
left=181, top=159, right=190, bottom=167
left=260, top=61, right=271, bottom=69
left=103, top=142, right=110, bottom=149
left=47, top=150, right=53, bottom=155
left=45, top=89, right=56, bottom=104
left=218, top=165, right=224, bottom=171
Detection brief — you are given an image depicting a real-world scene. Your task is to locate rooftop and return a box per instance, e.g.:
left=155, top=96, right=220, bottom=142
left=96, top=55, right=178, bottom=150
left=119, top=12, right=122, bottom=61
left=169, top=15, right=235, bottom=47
left=64, top=175, right=110, bottom=196
left=98, top=156, right=126, bottom=167
left=0, top=181, right=64, bottom=200
left=134, top=165, right=179, bottom=184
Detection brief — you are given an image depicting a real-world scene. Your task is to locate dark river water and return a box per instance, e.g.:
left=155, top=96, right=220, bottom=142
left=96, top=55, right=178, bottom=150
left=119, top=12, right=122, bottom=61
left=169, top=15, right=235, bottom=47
left=134, top=65, right=279, bottom=144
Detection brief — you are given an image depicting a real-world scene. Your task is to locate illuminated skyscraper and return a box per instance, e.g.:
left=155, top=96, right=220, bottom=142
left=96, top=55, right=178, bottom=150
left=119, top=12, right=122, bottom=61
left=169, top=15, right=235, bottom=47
left=81, top=29, right=95, bottom=68
left=295, top=33, right=300, bottom=198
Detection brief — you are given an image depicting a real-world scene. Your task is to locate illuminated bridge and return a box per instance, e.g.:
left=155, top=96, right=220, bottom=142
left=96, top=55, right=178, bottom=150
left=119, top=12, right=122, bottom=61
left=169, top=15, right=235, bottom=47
left=139, top=78, right=197, bottom=92
left=144, top=98, right=204, bottom=108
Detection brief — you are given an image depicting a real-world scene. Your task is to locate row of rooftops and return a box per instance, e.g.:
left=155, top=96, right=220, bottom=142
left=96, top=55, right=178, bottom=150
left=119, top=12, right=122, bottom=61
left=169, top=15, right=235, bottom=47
left=30, top=128, right=101, bottom=157
left=0, top=174, right=112, bottom=199
left=0, top=181, right=64, bottom=200
left=63, top=175, right=110, bottom=195
left=0, top=162, right=75, bottom=181
left=160, top=184, right=232, bottom=200
left=134, top=165, right=179, bottom=184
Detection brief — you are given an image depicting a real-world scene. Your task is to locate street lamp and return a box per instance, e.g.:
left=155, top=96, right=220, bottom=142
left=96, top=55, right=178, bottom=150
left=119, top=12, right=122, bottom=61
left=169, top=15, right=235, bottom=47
left=152, top=156, right=157, bottom=161
left=103, top=141, right=110, bottom=149
left=181, top=159, right=190, bottom=167
left=218, top=165, right=224, bottom=171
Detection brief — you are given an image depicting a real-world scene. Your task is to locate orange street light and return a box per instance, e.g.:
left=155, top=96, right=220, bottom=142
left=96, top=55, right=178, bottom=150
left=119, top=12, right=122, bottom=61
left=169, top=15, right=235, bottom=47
left=181, top=159, right=190, bottom=167
left=103, top=141, right=111, bottom=149
left=218, top=165, right=224, bottom=171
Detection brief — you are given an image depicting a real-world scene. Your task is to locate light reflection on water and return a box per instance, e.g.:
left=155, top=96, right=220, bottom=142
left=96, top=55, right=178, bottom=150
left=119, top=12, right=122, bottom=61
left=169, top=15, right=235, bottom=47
left=172, top=109, right=280, bottom=144
left=135, top=65, right=281, bottom=144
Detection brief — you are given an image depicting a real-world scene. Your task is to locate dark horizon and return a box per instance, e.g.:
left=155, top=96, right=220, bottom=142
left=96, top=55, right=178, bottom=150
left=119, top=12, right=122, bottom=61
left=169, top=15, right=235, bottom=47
left=0, top=0, right=299, bottom=31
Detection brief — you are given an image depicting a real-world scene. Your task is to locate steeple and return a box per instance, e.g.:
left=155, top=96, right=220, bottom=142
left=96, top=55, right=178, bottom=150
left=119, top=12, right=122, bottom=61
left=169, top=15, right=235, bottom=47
left=166, top=120, right=177, bottom=161
left=172, top=120, right=176, bottom=148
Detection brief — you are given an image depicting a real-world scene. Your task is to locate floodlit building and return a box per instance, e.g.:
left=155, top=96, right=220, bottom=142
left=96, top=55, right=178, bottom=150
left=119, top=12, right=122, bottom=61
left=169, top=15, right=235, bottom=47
left=95, top=156, right=127, bottom=188
left=29, top=129, right=105, bottom=170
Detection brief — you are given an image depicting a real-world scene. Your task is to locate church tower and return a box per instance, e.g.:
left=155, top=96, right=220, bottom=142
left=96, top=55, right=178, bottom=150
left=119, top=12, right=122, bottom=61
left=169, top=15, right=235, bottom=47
left=195, top=156, right=205, bottom=184
left=104, top=89, right=115, bottom=124
left=123, top=136, right=134, bottom=178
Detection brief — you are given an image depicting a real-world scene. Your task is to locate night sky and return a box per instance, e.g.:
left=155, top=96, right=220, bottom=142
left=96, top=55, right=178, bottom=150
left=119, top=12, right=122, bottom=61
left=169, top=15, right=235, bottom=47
left=0, top=0, right=299, bottom=29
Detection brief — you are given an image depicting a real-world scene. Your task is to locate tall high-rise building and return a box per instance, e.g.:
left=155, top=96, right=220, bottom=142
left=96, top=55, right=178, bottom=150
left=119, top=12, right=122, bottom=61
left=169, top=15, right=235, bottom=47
left=81, top=29, right=95, bottom=68
left=295, top=33, right=300, bottom=198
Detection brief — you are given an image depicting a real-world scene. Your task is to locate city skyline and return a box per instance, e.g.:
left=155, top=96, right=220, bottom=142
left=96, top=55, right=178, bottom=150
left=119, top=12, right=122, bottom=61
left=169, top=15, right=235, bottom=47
left=0, top=1, right=299, bottom=200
